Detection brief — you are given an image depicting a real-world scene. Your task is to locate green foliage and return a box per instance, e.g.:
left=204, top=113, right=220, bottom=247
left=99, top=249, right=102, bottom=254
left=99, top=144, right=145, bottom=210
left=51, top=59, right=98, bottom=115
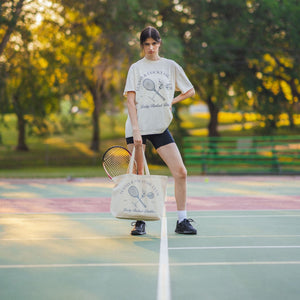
left=0, top=0, right=300, bottom=152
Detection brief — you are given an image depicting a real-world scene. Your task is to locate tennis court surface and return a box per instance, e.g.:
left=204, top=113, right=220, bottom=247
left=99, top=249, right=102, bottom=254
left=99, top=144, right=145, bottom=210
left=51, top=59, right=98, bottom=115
left=1, top=175, right=300, bottom=300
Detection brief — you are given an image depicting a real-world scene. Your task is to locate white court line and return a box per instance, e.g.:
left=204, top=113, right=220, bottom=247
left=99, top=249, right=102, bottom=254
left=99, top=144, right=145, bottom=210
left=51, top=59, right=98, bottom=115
left=2, top=235, right=300, bottom=242
left=169, top=245, right=300, bottom=250
left=0, top=263, right=158, bottom=269
left=170, top=261, right=300, bottom=266
left=1, top=261, right=300, bottom=269
left=168, top=214, right=300, bottom=219
left=157, top=206, right=171, bottom=300
left=192, top=235, right=300, bottom=238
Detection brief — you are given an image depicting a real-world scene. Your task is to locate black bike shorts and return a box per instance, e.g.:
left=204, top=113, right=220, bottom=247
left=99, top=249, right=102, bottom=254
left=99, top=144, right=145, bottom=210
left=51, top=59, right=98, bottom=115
left=126, top=128, right=175, bottom=150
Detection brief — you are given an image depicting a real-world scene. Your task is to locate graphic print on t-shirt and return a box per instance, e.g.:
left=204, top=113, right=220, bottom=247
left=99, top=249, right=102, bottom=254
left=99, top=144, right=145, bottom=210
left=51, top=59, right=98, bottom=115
left=142, top=78, right=166, bottom=101
left=136, top=69, right=173, bottom=105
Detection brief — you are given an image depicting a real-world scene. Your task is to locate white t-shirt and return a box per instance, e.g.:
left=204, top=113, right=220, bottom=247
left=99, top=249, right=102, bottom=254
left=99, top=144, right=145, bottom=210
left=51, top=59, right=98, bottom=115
left=124, top=57, right=193, bottom=138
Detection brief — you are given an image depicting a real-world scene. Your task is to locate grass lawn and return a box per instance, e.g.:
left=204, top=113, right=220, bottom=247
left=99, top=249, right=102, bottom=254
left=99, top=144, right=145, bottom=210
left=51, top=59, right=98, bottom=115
left=0, top=111, right=299, bottom=178
left=0, top=165, right=171, bottom=179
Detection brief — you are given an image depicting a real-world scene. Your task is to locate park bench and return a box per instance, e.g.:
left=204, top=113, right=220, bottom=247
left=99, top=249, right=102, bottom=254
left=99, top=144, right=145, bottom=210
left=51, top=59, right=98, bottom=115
left=183, top=135, right=300, bottom=175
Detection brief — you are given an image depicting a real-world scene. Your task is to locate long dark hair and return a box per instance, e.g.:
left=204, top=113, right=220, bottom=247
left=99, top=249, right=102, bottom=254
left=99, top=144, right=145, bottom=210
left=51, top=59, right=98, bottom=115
left=140, top=26, right=161, bottom=45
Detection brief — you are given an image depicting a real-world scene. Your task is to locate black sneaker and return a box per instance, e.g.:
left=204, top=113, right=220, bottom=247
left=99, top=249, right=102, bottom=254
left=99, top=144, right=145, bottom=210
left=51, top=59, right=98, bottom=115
left=131, top=220, right=146, bottom=235
left=175, top=218, right=197, bottom=234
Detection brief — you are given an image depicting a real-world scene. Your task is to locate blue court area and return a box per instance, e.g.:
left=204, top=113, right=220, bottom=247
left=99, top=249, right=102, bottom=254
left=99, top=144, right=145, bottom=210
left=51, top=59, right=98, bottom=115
left=0, top=176, right=300, bottom=299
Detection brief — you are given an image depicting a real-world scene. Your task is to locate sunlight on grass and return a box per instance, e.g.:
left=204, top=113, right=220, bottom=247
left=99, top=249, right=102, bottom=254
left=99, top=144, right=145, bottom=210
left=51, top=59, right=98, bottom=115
left=1, top=111, right=299, bottom=177
left=190, top=128, right=208, bottom=136
left=181, top=121, right=195, bottom=129
left=74, top=142, right=95, bottom=156
left=192, top=112, right=210, bottom=119
left=185, top=112, right=300, bottom=136
left=219, top=112, right=243, bottom=123
left=45, top=137, right=68, bottom=145
left=244, top=123, right=254, bottom=130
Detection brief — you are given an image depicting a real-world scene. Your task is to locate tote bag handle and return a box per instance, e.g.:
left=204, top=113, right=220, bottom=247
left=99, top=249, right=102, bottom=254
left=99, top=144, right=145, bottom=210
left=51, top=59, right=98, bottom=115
left=128, top=147, right=150, bottom=175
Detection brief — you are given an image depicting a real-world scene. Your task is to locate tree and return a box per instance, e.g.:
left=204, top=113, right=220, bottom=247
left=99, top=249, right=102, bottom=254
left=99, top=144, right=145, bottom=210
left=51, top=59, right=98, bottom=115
left=0, top=0, right=27, bottom=120
left=5, top=43, right=61, bottom=150
left=170, top=0, right=251, bottom=136
left=244, top=0, right=300, bottom=131
left=57, top=0, right=169, bottom=151
left=1, top=1, right=64, bottom=150
left=52, top=5, right=126, bottom=151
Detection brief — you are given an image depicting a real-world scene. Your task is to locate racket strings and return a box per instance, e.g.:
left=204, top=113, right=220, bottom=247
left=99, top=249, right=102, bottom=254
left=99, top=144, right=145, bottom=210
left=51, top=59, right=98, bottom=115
left=103, top=148, right=131, bottom=178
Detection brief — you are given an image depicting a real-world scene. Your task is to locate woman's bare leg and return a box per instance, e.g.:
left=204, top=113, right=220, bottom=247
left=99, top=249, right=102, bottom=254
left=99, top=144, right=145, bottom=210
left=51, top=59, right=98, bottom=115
left=157, top=142, right=197, bottom=234
left=157, top=143, right=187, bottom=210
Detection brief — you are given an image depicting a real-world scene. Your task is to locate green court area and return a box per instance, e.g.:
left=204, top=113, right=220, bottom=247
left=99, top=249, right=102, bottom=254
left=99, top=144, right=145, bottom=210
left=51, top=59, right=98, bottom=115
left=0, top=176, right=300, bottom=299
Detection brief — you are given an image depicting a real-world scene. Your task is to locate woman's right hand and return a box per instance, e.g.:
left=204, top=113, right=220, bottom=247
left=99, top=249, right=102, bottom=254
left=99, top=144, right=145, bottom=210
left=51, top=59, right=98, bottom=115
left=133, top=129, right=143, bottom=147
left=132, top=129, right=144, bottom=175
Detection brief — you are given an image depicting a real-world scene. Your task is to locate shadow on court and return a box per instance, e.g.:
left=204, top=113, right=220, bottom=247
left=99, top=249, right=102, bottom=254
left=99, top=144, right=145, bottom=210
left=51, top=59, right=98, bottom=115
left=0, top=176, right=300, bottom=299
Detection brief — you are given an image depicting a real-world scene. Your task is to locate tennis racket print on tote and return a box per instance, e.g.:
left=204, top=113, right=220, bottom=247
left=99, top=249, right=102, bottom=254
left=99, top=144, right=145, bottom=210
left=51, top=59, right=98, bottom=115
left=128, top=185, right=147, bottom=208
left=102, top=146, right=136, bottom=179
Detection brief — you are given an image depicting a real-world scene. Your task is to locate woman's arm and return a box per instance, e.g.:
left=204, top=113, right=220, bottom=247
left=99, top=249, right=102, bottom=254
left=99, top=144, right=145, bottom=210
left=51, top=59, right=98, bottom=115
left=127, top=91, right=144, bottom=174
left=171, top=88, right=195, bottom=106
left=127, top=91, right=142, bottom=146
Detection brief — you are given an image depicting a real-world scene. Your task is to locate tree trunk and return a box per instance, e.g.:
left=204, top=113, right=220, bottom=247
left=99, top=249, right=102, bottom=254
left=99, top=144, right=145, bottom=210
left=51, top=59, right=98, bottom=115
left=16, top=114, right=29, bottom=151
left=12, top=94, right=29, bottom=151
left=90, top=107, right=100, bottom=151
left=289, top=80, right=299, bottom=129
left=207, top=96, right=220, bottom=137
left=89, top=86, right=102, bottom=152
left=287, top=107, right=295, bottom=129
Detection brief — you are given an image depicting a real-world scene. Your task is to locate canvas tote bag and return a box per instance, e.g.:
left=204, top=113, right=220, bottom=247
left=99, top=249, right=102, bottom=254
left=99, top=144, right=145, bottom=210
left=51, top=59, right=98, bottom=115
left=110, top=147, right=168, bottom=221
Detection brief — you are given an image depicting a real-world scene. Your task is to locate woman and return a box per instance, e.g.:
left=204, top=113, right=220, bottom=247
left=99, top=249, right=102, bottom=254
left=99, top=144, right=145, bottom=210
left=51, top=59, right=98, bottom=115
left=124, top=26, right=197, bottom=235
